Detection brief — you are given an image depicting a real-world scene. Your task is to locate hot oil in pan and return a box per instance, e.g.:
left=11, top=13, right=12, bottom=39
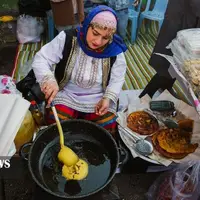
left=39, top=135, right=111, bottom=197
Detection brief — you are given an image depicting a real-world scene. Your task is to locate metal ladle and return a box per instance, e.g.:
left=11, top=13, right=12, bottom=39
left=119, top=125, right=153, bottom=156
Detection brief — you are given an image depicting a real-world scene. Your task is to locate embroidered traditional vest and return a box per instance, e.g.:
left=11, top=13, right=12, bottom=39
left=55, top=30, right=117, bottom=91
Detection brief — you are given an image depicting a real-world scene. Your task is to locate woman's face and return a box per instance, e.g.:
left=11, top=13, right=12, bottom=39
left=86, top=26, right=112, bottom=50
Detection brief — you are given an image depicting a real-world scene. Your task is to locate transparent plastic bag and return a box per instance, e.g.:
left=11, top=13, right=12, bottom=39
left=147, top=161, right=200, bottom=200
left=167, top=35, right=200, bottom=97
left=167, top=38, right=194, bottom=64
left=176, top=28, right=200, bottom=56
left=182, top=60, right=200, bottom=97
left=16, top=15, right=44, bottom=43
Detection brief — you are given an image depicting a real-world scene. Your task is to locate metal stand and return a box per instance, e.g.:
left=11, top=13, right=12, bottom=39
left=139, top=73, right=176, bottom=98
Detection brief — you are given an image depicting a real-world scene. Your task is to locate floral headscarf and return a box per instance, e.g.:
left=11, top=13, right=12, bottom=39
left=76, top=5, right=127, bottom=58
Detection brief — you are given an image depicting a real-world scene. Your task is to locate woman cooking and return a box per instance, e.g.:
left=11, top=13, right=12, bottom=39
left=32, top=5, right=127, bottom=136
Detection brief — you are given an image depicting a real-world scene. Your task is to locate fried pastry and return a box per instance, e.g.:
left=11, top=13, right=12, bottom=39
left=152, top=128, right=198, bottom=159
left=127, top=111, right=159, bottom=135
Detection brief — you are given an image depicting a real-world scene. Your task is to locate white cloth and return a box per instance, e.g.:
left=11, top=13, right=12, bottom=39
left=32, top=31, right=127, bottom=113
left=0, top=94, right=30, bottom=156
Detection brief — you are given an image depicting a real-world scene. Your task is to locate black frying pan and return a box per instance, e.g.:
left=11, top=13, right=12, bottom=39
left=20, top=119, right=125, bottom=199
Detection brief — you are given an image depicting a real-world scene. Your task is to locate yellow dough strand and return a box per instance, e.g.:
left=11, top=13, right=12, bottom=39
left=51, top=106, right=89, bottom=180
left=51, top=106, right=64, bottom=146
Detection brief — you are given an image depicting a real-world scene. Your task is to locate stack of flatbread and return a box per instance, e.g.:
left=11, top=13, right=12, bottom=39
left=152, top=119, right=198, bottom=159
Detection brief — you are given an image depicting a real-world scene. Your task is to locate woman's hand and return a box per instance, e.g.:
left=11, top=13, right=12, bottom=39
left=41, top=80, right=59, bottom=106
left=95, top=98, right=110, bottom=116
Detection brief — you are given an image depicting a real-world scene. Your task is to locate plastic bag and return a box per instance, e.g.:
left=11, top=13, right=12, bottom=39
left=16, top=14, right=44, bottom=43
left=14, top=110, right=36, bottom=152
left=16, top=69, right=45, bottom=103
left=167, top=29, right=200, bottom=65
left=176, top=28, right=200, bottom=56
left=147, top=161, right=200, bottom=200
left=167, top=30, right=200, bottom=98
left=167, top=39, right=194, bottom=65
left=182, top=60, right=200, bottom=97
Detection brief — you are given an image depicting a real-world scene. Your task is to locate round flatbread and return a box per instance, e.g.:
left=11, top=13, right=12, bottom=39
left=127, top=111, right=159, bottom=135
left=152, top=128, right=198, bottom=159
left=152, top=130, right=188, bottom=159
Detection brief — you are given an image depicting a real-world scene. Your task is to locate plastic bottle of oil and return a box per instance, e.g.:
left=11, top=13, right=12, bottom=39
left=26, top=91, right=44, bottom=126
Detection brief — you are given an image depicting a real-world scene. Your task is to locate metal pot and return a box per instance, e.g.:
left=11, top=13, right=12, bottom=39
left=20, top=119, right=127, bottom=199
